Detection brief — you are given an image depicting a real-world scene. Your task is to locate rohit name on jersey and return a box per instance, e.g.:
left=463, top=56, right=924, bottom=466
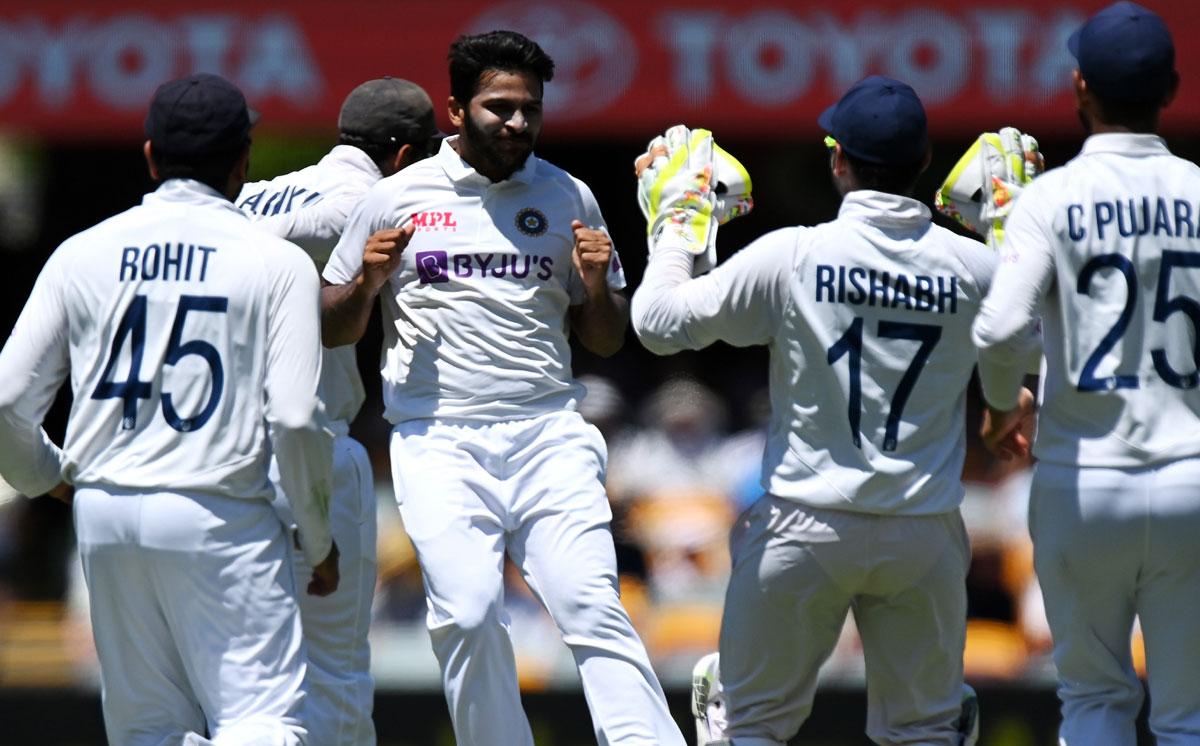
left=119, top=243, right=217, bottom=282
left=815, top=264, right=959, bottom=314
left=1066, top=197, right=1200, bottom=242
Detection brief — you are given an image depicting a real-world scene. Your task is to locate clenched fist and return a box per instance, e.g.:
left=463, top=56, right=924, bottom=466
left=571, top=220, right=612, bottom=298
left=362, top=224, right=415, bottom=294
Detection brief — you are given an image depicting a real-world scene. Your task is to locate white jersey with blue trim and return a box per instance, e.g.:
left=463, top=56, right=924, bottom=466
left=324, top=136, right=626, bottom=424
left=634, top=190, right=996, bottom=516
left=0, top=179, right=334, bottom=564
left=238, top=144, right=380, bottom=428
left=974, top=133, right=1200, bottom=468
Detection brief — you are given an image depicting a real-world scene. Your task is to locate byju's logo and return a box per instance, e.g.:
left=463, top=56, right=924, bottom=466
left=415, top=251, right=449, bottom=283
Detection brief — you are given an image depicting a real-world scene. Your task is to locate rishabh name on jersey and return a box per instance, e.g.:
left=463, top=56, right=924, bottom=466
left=990, top=133, right=1200, bottom=468
left=44, top=180, right=324, bottom=501
left=768, top=192, right=995, bottom=516
left=236, top=145, right=381, bottom=429
left=324, top=136, right=626, bottom=424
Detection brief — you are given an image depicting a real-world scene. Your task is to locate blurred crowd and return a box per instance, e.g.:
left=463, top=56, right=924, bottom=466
left=0, top=372, right=1084, bottom=691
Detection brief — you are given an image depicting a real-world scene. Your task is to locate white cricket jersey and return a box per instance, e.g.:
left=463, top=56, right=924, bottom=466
left=0, top=179, right=334, bottom=564
left=324, top=135, right=626, bottom=423
left=974, top=133, right=1200, bottom=468
left=238, top=144, right=380, bottom=430
left=634, top=191, right=996, bottom=515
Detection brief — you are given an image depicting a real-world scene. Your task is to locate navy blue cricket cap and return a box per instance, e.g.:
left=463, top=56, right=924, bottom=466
left=144, top=73, right=258, bottom=158
left=818, top=76, right=929, bottom=167
left=1068, top=1, right=1176, bottom=103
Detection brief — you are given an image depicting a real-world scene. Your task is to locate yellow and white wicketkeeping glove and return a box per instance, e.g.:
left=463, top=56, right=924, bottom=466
left=935, top=127, right=1042, bottom=252
left=636, top=125, right=753, bottom=274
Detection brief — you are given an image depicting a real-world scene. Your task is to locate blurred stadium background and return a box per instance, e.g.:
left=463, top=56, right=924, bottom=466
left=1, top=0, right=1196, bottom=743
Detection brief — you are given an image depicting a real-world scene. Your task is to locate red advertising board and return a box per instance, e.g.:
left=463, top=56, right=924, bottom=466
left=0, top=0, right=1195, bottom=142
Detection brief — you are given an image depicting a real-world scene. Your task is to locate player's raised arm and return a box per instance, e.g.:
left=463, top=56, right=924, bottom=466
left=320, top=190, right=412, bottom=347
left=264, top=251, right=336, bottom=575
left=0, top=253, right=70, bottom=496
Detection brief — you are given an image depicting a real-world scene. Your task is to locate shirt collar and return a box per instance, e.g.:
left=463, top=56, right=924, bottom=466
left=324, top=144, right=384, bottom=180
left=144, top=179, right=245, bottom=218
left=1080, top=132, right=1171, bottom=157
left=435, top=134, right=539, bottom=187
left=837, top=189, right=931, bottom=229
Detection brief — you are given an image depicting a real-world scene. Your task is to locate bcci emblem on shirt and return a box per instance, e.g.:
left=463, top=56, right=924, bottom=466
left=515, top=207, right=548, bottom=236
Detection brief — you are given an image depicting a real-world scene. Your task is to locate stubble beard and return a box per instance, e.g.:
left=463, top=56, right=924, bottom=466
left=462, top=111, right=533, bottom=180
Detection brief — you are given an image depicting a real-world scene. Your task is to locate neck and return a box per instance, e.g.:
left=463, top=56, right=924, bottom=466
left=450, top=137, right=512, bottom=183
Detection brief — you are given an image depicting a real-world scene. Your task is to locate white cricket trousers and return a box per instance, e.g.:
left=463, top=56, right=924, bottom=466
left=74, top=486, right=307, bottom=746
left=719, top=495, right=969, bottom=746
left=1030, top=458, right=1200, bottom=746
left=272, top=433, right=377, bottom=746
left=389, top=410, right=685, bottom=746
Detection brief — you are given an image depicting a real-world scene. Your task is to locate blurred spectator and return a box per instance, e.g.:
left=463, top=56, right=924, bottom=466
left=608, top=376, right=738, bottom=503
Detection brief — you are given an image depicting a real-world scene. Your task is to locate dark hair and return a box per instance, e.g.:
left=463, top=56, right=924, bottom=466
left=448, top=30, right=555, bottom=104
left=153, top=142, right=248, bottom=193
left=337, top=134, right=402, bottom=171
left=1092, top=90, right=1172, bottom=133
left=844, top=152, right=924, bottom=196
left=337, top=132, right=439, bottom=172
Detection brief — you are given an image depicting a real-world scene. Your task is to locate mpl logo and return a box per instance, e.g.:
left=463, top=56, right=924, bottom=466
left=415, top=251, right=449, bottom=284
left=411, top=211, right=458, bottom=232
left=465, top=1, right=635, bottom=121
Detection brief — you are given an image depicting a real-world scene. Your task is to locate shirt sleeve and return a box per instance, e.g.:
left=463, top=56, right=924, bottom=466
left=568, top=180, right=626, bottom=304
left=972, top=184, right=1056, bottom=409
left=248, top=190, right=357, bottom=267
left=632, top=228, right=796, bottom=355
left=322, top=181, right=393, bottom=286
left=0, top=252, right=70, bottom=495
left=264, top=248, right=335, bottom=566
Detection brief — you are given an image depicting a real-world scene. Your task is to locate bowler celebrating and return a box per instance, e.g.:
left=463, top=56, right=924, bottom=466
left=321, top=30, right=684, bottom=746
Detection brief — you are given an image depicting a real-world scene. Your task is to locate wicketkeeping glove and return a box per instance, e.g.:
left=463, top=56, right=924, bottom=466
left=637, top=125, right=753, bottom=274
left=935, top=127, right=1042, bottom=251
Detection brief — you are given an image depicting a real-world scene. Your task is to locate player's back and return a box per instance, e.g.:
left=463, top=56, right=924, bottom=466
left=1014, top=134, right=1200, bottom=467
left=54, top=179, right=317, bottom=499
left=765, top=190, right=995, bottom=515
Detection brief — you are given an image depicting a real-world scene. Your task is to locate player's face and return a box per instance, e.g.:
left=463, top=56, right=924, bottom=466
left=455, top=69, right=543, bottom=181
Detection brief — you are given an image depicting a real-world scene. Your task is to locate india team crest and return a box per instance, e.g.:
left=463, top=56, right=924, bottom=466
left=515, top=207, right=548, bottom=236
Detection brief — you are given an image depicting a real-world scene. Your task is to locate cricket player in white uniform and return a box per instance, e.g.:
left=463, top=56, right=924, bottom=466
left=632, top=77, right=999, bottom=745
left=237, top=77, right=439, bottom=746
left=973, top=4, right=1200, bottom=743
left=321, top=31, right=685, bottom=746
left=0, top=74, right=338, bottom=745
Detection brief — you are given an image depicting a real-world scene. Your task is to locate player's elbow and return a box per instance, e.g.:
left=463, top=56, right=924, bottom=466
left=270, top=396, right=327, bottom=434
left=630, top=292, right=686, bottom=356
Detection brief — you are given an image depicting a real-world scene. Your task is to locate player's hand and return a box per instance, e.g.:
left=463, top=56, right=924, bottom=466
left=307, top=540, right=340, bottom=597
left=981, top=387, right=1036, bottom=460
left=361, top=225, right=414, bottom=295
left=935, top=127, right=1042, bottom=251
left=572, top=220, right=612, bottom=298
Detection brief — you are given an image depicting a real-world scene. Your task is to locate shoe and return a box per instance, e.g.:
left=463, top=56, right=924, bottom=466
left=691, top=652, right=729, bottom=746
left=955, top=684, right=980, bottom=746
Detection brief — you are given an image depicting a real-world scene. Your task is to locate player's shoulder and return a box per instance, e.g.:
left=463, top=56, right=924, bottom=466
left=528, top=156, right=594, bottom=199
left=926, top=223, right=997, bottom=284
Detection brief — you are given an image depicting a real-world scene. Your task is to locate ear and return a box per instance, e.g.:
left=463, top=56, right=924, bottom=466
left=225, top=144, right=251, bottom=200
left=388, top=143, right=415, bottom=176
left=1072, top=69, right=1089, bottom=107
left=143, top=141, right=160, bottom=181
left=447, top=96, right=465, bottom=129
left=830, top=144, right=850, bottom=178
